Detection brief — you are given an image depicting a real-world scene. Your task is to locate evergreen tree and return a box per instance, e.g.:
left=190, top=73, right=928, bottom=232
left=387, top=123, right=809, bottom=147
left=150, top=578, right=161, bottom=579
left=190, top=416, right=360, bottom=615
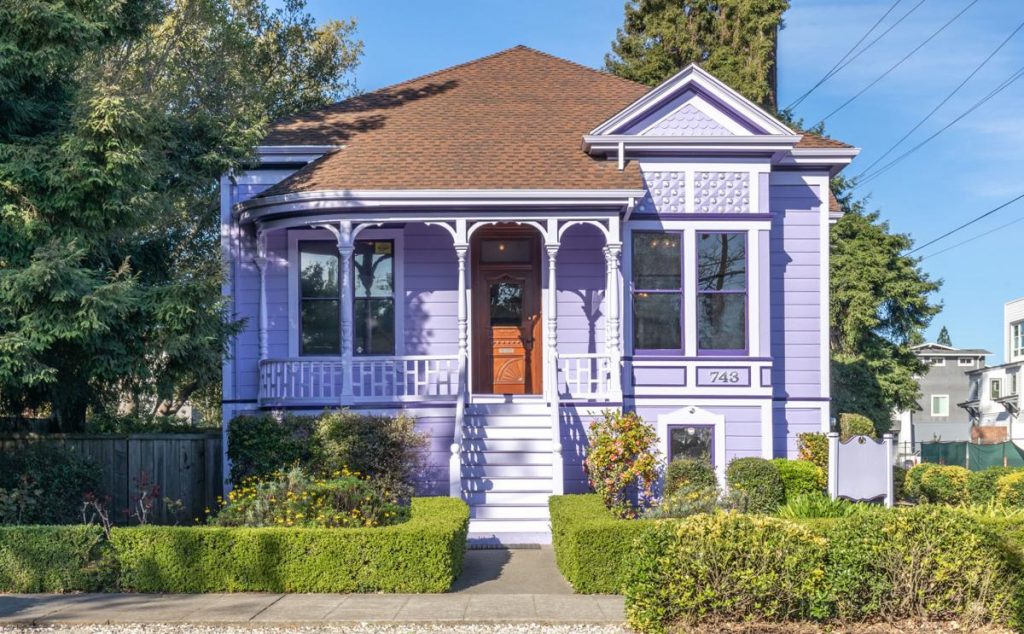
left=937, top=326, right=952, bottom=347
left=605, top=0, right=789, bottom=108
left=0, top=0, right=362, bottom=429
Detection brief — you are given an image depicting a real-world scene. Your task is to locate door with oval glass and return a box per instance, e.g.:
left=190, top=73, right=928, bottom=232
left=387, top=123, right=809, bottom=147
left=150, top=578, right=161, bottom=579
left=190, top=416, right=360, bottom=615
left=472, top=230, right=542, bottom=394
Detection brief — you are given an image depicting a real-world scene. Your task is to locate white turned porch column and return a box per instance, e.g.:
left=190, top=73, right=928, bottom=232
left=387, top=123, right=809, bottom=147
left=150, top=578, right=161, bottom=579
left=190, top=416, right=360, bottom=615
left=546, top=231, right=564, bottom=496
left=450, top=236, right=469, bottom=498
left=604, top=242, right=623, bottom=399
left=335, top=221, right=355, bottom=403
left=254, top=230, right=269, bottom=361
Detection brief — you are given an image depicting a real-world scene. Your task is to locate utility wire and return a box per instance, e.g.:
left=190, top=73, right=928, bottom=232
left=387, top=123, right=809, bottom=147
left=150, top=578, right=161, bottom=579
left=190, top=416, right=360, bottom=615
left=921, top=212, right=1024, bottom=260
left=907, top=192, right=1024, bottom=255
left=854, top=19, right=1024, bottom=180
left=858, top=62, right=1024, bottom=185
left=817, top=0, right=979, bottom=124
left=785, top=0, right=905, bottom=111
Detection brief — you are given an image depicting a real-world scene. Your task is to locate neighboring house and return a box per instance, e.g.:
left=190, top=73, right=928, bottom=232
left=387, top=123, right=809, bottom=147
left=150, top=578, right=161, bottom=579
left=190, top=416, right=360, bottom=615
left=959, top=297, right=1024, bottom=442
left=892, top=343, right=989, bottom=460
left=220, top=47, right=858, bottom=538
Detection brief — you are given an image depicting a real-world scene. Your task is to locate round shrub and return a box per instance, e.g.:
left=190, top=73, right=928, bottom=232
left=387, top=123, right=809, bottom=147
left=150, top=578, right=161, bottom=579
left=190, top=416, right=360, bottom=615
left=624, top=513, right=827, bottom=632
left=919, top=465, right=970, bottom=505
left=771, top=459, right=824, bottom=501
left=584, top=410, right=660, bottom=518
left=904, top=462, right=939, bottom=502
left=797, top=433, right=829, bottom=486
left=838, top=413, right=877, bottom=441
left=725, top=457, right=784, bottom=514
left=664, top=458, right=717, bottom=497
left=996, top=471, right=1024, bottom=507
left=825, top=506, right=1024, bottom=626
left=968, top=467, right=1014, bottom=504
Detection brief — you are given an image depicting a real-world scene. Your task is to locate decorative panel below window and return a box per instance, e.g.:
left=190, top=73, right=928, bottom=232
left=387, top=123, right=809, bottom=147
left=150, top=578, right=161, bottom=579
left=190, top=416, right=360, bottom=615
left=353, top=240, right=395, bottom=355
left=694, top=171, right=750, bottom=213
left=635, top=171, right=685, bottom=214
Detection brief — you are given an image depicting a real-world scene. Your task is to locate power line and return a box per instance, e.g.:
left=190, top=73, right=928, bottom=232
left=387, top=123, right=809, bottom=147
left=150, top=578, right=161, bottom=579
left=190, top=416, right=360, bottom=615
left=785, top=0, right=905, bottom=111
left=857, top=62, right=1024, bottom=185
left=817, top=0, right=979, bottom=124
left=853, top=19, right=1024, bottom=180
left=921, top=212, right=1024, bottom=260
left=907, top=192, right=1024, bottom=255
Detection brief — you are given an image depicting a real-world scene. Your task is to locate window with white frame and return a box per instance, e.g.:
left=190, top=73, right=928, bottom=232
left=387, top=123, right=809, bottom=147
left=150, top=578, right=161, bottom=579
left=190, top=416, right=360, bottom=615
left=298, top=241, right=341, bottom=356
left=696, top=232, right=747, bottom=353
left=1011, top=373, right=1019, bottom=396
left=1013, top=321, right=1024, bottom=358
left=991, top=378, right=1002, bottom=400
left=929, top=357, right=946, bottom=366
left=958, top=357, right=974, bottom=367
left=930, top=394, right=949, bottom=417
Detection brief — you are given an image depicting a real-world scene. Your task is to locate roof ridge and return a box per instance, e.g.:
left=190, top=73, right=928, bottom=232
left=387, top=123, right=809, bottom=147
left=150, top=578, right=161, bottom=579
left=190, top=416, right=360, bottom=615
left=268, top=45, right=650, bottom=129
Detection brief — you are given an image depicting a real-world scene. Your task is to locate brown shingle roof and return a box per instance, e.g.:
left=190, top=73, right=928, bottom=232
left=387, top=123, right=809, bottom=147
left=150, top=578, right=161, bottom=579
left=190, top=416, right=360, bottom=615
left=259, top=46, right=852, bottom=197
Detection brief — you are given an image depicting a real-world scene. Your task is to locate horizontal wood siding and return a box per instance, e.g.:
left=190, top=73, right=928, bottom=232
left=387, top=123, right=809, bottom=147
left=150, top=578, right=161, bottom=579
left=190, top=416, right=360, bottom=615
left=0, top=433, right=222, bottom=525
left=773, top=406, right=825, bottom=458
left=556, top=224, right=607, bottom=355
left=631, top=404, right=764, bottom=465
left=404, top=224, right=458, bottom=356
left=769, top=181, right=823, bottom=400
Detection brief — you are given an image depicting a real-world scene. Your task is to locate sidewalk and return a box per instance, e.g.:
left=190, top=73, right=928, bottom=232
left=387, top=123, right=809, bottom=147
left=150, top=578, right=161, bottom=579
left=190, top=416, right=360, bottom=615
left=0, top=547, right=625, bottom=626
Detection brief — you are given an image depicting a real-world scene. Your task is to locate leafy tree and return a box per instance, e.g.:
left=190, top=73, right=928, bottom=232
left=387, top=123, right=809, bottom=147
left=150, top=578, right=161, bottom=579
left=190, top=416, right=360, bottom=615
left=605, top=0, right=789, bottom=107
left=830, top=175, right=941, bottom=431
left=0, top=0, right=362, bottom=430
left=937, top=326, right=952, bottom=347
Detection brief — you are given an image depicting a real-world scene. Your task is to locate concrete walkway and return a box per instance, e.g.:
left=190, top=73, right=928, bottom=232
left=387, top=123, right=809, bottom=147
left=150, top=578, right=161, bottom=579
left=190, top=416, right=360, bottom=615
left=0, top=548, right=624, bottom=626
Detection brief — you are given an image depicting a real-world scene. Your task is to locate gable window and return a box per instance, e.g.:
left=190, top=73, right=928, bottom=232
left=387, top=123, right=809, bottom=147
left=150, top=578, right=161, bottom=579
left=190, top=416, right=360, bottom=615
left=991, top=379, right=1002, bottom=400
left=697, top=232, right=746, bottom=353
left=631, top=232, right=682, bottom=351
left=299, top=241, right=341, bottom=356
left=1013, top=322, right=1024, bottom=358
left=931, top=395, right=949, bottom=417
left=353, top=240, right=395, bottom=356
left=958, top=357, right=974, bottom=367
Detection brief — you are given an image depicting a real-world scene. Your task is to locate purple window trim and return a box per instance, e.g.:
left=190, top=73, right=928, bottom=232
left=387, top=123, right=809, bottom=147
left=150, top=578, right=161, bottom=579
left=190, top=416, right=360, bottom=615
left=631, top=230, right=685, bottom=354
left=666, top=423, right=716, bottom=465
left=695, top=231, right=748, bottom=357
left=630, top=212, right=774, bottom=221
left=626, top=355, right=772, bottom=362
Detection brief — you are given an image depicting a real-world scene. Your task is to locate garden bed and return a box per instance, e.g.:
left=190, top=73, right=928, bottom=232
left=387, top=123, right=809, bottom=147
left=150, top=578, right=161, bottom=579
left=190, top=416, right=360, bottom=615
left=0, top=497, right=468, bottom=594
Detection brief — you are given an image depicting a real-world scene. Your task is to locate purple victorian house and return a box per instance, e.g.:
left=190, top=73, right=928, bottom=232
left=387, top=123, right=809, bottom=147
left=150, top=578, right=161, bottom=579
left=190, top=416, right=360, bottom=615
left=221, top=46, right=858, bottom=538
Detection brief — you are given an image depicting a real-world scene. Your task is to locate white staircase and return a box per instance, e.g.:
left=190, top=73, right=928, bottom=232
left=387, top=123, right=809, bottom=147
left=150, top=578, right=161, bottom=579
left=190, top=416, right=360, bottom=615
left=461, top=399, right=555, bottom=537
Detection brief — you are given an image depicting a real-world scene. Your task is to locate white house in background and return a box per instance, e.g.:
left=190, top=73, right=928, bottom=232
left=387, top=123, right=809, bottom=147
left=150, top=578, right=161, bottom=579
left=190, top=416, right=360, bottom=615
left=959, top=297, right=1024, bottom=442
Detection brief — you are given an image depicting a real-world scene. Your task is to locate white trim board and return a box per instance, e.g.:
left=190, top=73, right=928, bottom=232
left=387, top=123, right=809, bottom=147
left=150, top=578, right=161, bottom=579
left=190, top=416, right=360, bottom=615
left=657, top=406, right=728, bottom=485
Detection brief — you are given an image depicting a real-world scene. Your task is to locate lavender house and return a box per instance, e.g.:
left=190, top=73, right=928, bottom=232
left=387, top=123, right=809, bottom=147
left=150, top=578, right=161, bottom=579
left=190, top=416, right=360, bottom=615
left=221, top=46, right=858, bottom=537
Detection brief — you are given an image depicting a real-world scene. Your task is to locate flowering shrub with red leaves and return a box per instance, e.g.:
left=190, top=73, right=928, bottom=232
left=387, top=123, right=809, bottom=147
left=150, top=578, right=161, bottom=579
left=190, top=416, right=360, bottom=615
left=584, top=410, right=661, bottom=518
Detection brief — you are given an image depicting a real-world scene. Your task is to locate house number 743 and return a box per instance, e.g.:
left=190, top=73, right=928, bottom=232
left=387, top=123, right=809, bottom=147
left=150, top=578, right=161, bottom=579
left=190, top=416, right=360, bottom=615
left=709, top=371, right=741, bottom=384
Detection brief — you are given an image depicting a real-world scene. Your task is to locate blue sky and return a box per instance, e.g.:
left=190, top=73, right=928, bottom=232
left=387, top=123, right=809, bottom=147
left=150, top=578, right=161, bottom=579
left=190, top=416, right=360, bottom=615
left=304, top=0, right=1023, bottom=362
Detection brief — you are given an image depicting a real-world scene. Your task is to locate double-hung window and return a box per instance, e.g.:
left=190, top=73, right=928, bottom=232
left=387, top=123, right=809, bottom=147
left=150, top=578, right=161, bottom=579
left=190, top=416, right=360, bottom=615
left=631, top=232, right=683, bottom=351
left=697, top=232, right=747, bottom=353
left=298, top=241, right=341, bottom=356
left=992, top=379, right=1002, bottom=400
left=353, top=239, right=395, bottom=356
left=1013, top=322, right=1024, bottom=358
left=930, top=394, right=949, bottom=417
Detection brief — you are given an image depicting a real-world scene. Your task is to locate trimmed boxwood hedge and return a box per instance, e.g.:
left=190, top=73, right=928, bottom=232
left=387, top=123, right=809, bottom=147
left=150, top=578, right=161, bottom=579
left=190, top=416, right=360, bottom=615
left=550, top=494, right=656, bottom=593
left=0, top=525, right=112, bottom=592
left=112, top=497, right=468, bottom=592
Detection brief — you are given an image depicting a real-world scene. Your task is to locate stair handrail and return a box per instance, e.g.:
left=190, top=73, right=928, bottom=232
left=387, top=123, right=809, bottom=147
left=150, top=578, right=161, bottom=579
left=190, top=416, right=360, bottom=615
left=449, top=359, right=467, bottom=498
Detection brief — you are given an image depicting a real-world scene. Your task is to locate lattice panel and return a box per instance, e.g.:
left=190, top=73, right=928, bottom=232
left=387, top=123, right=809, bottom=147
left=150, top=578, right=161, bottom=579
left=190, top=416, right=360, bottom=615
left=636, top=170, right=685, bottom=214
left=694, top=171, right=750, bottom=213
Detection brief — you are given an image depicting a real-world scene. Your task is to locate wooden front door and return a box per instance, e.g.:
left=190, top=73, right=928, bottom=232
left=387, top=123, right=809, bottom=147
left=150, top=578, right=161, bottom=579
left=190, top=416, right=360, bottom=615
left=472, top=229, right=542, bottom=394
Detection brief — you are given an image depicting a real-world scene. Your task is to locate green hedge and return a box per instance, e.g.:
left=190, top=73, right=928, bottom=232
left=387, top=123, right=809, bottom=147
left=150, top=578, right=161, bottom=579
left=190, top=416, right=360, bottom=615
left=624, top=513, right=828, bottom=633
left=549, top=494, right=655, bottom=593
left=0, top=525, right=112, bottom=592
left=771, top=459, right=823, bottom=501
left=111, top=497, right=468, bottom=593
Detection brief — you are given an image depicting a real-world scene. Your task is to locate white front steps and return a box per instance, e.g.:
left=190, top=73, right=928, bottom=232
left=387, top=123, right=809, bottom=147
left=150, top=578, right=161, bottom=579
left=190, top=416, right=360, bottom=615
left=462, top=401, right=555, bottom=541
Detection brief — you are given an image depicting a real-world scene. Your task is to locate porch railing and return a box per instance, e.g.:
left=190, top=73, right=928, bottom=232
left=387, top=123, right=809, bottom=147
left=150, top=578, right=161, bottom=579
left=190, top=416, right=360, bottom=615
left=258, top=355, right=460, bottom=406
left=557, top=353, right=612, bottom=399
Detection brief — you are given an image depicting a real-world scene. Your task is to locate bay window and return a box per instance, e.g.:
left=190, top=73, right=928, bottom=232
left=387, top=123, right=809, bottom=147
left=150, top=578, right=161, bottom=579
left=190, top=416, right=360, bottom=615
left=631, top=232, right=682, bottom=351
left=299, top=241, right=340, bottom=355
left=697, top=232, right=747, bottom=353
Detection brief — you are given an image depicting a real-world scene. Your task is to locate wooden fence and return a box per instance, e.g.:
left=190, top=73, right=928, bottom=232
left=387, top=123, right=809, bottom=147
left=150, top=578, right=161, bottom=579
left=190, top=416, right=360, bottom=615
left=0, top=433, right=223, bottom=525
